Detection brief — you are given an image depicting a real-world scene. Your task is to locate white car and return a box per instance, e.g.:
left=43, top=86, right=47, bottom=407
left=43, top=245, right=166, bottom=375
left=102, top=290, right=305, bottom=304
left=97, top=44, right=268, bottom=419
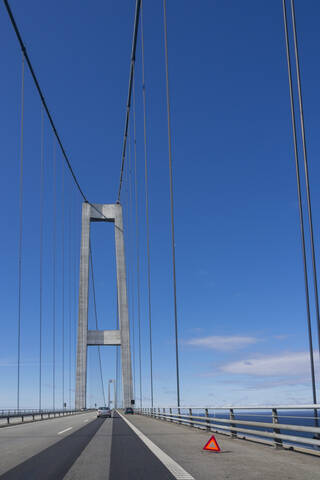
left=97, top=407, right=111, bottom=418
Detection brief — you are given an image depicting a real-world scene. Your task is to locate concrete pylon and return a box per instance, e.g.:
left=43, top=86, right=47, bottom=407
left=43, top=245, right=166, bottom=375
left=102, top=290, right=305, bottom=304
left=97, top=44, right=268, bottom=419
left=75, top=202, right=133, bottom=409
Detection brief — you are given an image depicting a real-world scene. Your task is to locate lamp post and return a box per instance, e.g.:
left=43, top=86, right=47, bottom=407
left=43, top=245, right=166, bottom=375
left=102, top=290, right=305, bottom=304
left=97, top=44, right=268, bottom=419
left=108, top=379, right=116, bottom=409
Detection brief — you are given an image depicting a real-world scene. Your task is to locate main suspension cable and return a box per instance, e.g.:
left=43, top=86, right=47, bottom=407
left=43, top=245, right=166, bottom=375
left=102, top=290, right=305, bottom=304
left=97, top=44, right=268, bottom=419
left=290, top=0, right=320, bottom=365
left=163, top=0, right=181, bottom=407
left=282, top=0, right=317, bottom=411
left=3, top=0, right=125, bottom=227
left=117, top=0, right=142, bottom=202
left=89, top=246, right=106, bottom=407
left=141, top=2, right=154, bottom=408
left=3, top=0, right=87, bottom=201
left=17, top=52, right=25, bottom=411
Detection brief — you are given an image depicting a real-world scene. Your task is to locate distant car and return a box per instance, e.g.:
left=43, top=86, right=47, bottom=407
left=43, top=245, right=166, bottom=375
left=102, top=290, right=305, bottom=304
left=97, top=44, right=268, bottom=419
left=124, top=407, right=134, bottom=414
left=97, top=407, right=111, bottom=418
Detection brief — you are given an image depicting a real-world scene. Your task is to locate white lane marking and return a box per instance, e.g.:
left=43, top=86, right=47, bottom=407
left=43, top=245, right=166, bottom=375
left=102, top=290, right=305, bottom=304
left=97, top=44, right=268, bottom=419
left=57, top=427, right=73, bottom=435
left=117, top=411, right=195, bottom=480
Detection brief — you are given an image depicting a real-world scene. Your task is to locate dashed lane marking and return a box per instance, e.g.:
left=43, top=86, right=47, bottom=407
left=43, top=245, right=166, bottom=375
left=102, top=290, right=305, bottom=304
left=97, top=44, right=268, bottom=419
left=117, top=410, right=195, bottom=480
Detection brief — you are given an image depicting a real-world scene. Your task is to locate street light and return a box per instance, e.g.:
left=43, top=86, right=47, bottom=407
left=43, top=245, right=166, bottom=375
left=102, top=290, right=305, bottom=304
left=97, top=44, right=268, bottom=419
left=108, top=379, right=116, bottom=410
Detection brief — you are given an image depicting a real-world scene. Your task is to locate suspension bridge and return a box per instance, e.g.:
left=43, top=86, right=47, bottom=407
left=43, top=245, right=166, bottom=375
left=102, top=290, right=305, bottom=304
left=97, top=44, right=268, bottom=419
left=1, top=0, right=320, bottom=478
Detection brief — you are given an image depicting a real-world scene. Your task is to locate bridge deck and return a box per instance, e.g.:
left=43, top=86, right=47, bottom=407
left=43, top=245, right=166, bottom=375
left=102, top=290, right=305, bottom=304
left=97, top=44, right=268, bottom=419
left=0, top=410, right=318, bottom=479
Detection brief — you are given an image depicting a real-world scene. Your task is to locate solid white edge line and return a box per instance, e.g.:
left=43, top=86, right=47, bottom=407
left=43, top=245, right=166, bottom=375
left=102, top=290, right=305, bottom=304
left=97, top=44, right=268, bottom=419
left=117, top=410, right=195, bottom=480
left=57, top=427, right=73, bottom=435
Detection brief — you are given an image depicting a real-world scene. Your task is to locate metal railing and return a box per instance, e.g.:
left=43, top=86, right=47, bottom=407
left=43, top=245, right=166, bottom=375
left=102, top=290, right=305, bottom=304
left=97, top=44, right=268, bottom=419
left=0, top=409, right=87, bottom=426
left=136, top=405, right=320, bottom=456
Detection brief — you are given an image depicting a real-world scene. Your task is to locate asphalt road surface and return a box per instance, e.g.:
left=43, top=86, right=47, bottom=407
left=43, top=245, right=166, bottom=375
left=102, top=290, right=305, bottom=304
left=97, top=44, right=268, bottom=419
left=1, top=410, right=318, bottom=480
left=0, top=411, right=176, bottom=479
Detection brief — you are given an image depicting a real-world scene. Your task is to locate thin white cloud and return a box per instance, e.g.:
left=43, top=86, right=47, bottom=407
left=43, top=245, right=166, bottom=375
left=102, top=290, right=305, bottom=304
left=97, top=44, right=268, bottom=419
left=185, top=335, right=258, bottom=351
left=215, top=376, right=309, bottom=390
left=272, top=334, right=291, bottom=340
left=220, top=351, right=315, bottom=376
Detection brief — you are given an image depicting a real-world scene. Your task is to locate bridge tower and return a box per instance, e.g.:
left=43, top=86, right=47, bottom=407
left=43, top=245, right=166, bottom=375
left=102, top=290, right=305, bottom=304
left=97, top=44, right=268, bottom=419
left=75, top=202, right=133, bottom=409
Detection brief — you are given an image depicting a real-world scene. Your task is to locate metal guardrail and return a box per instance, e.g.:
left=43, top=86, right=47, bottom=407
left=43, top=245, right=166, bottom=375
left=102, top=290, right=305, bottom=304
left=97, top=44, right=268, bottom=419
left=0, top=409, right=86, bottom=426
left=136, top=405, right=320, bottom=456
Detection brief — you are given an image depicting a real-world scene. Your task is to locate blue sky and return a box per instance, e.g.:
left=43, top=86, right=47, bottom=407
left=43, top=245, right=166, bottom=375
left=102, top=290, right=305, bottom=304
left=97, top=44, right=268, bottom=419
left=1, top=0, right=320, bottom=409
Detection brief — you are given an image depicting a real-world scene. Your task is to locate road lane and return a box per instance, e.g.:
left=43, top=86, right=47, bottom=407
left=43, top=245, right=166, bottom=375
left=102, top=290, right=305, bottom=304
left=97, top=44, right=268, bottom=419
left=0, top=417, right=104, bottom=479
left=117, top=410, right=194, bottom=479
left=0, top=411, right=96, bottom=475
left=109, top=412, right=175, bottom=479
left=64, top=417, right=113, bottom=479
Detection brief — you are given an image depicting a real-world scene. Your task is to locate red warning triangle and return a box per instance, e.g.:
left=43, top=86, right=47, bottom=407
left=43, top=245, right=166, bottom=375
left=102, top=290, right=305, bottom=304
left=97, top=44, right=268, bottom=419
left=203, top=435, right=220, bottom=452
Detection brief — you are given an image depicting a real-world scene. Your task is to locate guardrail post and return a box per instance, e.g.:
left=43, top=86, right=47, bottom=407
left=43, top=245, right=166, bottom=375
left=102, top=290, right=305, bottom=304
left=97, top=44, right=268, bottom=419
left=163, top=408, right=166, bottom=420
left=272, top=408, right=282, bottom=448
left=7, top=416, right=9, bottom=425
left=230, top=408, right=237, bottom=438
left=205, top=408, right=210, bottom=431
left=158, top=407, right=160, bottom=419
left=169, top=407, right=172, bottom=422
left=22, top=415, right=24, bottom=423
left=189, top=408, right=193, bottom=427
left=178, top=407, right=181, bottom=424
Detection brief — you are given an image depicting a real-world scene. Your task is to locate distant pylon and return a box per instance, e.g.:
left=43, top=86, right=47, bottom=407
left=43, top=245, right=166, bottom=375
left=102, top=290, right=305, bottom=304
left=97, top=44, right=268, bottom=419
left=75, top=202, right=133, bottom=409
